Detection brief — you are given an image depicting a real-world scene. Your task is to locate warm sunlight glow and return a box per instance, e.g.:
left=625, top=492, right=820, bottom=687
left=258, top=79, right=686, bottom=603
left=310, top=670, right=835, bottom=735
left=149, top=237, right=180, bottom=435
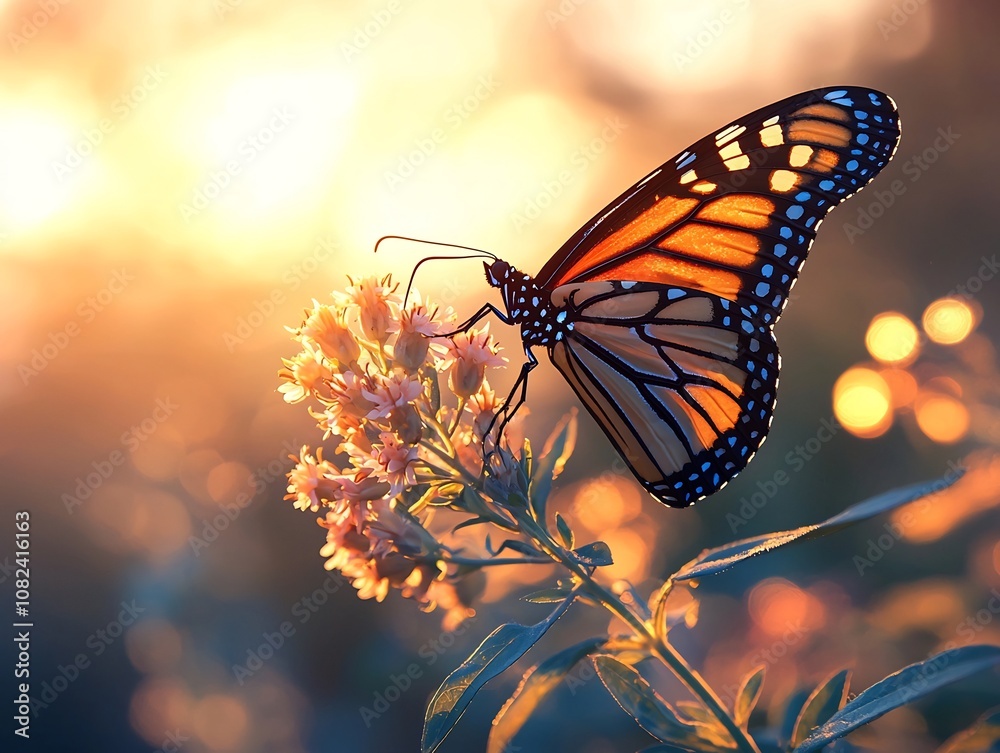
left=865, top=312, right=920, bottom=365
left=833, top=367, right=893, bottom=438
left=914, top=391, right=970, bottom=444
left=922, top=297, right=976, bottom=345
left=0, top=108, right=81, bottom=231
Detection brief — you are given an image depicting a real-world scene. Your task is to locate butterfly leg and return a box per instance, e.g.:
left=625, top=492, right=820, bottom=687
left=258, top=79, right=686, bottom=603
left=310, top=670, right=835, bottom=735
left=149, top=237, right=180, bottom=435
left=484, top=347, right=538, bottom=454
left=438, top=304, right=512, bottom=338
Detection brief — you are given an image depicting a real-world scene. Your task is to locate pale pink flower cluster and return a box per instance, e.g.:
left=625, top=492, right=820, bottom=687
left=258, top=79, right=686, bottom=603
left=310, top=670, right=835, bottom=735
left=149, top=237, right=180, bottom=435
left=279, top=274, right=508, bottom=624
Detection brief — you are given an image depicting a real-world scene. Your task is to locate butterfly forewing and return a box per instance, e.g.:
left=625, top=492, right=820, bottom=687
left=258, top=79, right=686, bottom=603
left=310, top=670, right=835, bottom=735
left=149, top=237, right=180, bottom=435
left=536, top=87, right=900, bottom=325
left=548, top=281, right=778, bottom=507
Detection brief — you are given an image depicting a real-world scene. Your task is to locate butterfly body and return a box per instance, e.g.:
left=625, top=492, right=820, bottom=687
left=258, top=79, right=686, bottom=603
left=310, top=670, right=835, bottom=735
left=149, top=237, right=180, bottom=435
left=469, top=87, right=901, bottom=508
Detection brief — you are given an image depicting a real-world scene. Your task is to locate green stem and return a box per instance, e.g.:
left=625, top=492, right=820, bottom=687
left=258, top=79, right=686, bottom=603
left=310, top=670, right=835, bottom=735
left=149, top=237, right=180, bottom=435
left=520, top=514, right=760, bottom=753
left=438, top=554, right=553, bottom=568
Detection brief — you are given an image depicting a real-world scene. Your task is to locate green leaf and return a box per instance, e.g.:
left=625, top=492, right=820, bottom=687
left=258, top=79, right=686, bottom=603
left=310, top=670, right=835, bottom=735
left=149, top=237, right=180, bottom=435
left=522, top=581, right=575, bottom=603
left=790, top=669, right=851, bottom=748
left=733, top=665, right=766, bottom=729
left=422, top=598, right=575, bottom=753
left=779, top=688, right=813, bottom=749
left=487, top=636, right=607, bottom=753
left=592, top=656, right=706, bottom=747
left=529, top=410, right=577, bottom=522
left=937, top=707, right=1000, bottom=753
left=573, top=541, right=614, bottom=567
left=674, top=471, right=963, bottom=581
left=496, top=539, right=544, bottom=558
left=793, top=645, right=1000, bottom=753
left=555, top=512, right=575, bottom=549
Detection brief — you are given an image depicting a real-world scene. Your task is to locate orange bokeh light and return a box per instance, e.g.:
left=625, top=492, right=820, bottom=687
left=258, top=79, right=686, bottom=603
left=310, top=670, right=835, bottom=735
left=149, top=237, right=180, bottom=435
left=833, top=367, right=893, bottom=438
left=865, top=312, right=920, bottom=365
left=922, top=297, right=976, bottom=344
left=914, top=391, right=970, bottom=444
left=748, top=578, right=826, bottom=639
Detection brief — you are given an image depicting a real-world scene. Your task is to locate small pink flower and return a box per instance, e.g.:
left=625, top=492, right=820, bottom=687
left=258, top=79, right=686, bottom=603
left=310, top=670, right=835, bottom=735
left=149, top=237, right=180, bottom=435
left=444, top=325, right=507, bottom=399
left=297, top=301, right=360, bottom=366
left=328, top=369, right=377, bottom=420
left=285, top=446, right=342, bottom=511
left=391, top=297, right=454, bottom=372
left=336, top=275, right=400, bottom=343
left=362, top=371, right=423, bottom=419
left=335, top=467, right=392, bottom=503
left=278, top=347, right=332, bottom=404
left=367, top=432, right=419, bottom=495
left=468, top=380, right=502, bottom=440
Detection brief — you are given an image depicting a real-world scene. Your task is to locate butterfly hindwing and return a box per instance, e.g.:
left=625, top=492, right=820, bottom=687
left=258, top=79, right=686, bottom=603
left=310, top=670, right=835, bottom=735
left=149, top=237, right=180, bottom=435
left=547, top=281, right=778, bottom=507
left=536, top=87, right=901, bottom=325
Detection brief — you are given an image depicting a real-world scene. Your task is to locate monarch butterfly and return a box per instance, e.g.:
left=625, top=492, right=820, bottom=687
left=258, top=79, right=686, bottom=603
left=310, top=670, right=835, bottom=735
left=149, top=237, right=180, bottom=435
left=403, top=87, right=901, bottom=507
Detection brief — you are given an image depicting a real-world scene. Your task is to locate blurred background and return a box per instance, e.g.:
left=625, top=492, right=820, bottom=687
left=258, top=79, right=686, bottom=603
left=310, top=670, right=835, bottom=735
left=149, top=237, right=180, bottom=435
left=1, top=1, right=998, bottom=751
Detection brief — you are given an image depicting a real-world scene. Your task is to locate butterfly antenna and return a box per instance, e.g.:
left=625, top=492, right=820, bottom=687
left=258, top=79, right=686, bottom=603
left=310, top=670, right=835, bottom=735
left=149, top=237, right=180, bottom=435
left=402, top=253, right=494, bottom=308
left=374, top=234, right=498, bottom=261
left=375, top=235, right=498, bottom=308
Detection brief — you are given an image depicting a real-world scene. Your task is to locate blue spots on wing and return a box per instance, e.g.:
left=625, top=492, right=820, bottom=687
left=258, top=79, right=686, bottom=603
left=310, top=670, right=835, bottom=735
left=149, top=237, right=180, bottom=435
left=761, top=264, right=773, bottom=278
left=854, top=110, right=869, bottom=120
left=786, top=205, right=804, bottom=220
left=795, top=191, right=811, bottom=202
left=773, top=243, right=787, bottom=257
left=677, top=151, right=696, bottom=169
left=667, top=288, right=685, bottom=300
left=780, top=226, right=793, bottom=239
left=857, top=133, right=869, bottom=145
left=824, top=89, right=848, bottom=100
left=755, top=282, right=770, bottom=296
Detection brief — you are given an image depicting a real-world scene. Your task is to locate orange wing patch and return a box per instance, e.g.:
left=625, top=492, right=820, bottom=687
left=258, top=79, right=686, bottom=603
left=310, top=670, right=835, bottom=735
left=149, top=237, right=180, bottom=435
left=696, top=194, right=774, bottom=229
left=589, top=252, right=742, bottom=299
left=561, top=196, right=698, bottom=281
left=788, top=119, right=852, bottom=147
left=658, top=225, right=760, bottom=269
left=793, top=103, right=850, bottom=122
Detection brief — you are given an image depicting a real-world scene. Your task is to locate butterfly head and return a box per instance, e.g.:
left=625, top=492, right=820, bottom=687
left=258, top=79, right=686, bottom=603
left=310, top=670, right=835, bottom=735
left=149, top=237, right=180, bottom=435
left=484, top=259, right=512, bottom=289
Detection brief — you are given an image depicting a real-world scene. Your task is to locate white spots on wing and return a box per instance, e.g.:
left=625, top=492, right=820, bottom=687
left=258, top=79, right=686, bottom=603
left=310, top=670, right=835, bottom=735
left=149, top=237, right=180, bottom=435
left=724, top=155, right=751, bottom=171
left=718, top=142, right=743, bottom=161
left=759, top=124, right=784, bottom=147
left=638, top=168, right=663, bottom=187
left=680, top=169, right=698, bottom=185
left=715, top=123, right=746, bottom=146
left=789, top=144, right=814, bottom=167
